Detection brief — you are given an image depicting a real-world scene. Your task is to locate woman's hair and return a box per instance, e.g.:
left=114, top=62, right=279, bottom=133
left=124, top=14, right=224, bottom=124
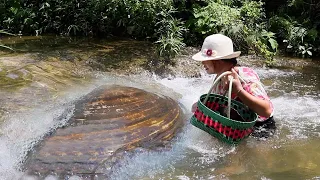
left=221, top=58, right=238, bottom=66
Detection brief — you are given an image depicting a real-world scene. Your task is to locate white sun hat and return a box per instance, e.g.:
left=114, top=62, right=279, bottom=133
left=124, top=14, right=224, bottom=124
left=192, top=34, right=241, bottom=61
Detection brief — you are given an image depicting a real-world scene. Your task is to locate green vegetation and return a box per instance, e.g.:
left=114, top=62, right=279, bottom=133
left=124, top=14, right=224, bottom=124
left=266, top=0, right=320, bottom=58
left=0, top=0, right=319, bottom=65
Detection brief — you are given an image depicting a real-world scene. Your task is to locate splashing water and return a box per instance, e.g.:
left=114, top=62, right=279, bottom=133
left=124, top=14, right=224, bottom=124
left=0, top=65, right=320, bottom=180
left=107, top=67, right=320, bottom=180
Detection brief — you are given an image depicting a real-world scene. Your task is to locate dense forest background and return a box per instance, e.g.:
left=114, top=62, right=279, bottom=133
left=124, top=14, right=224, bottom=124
left=0, top=0, right=319, bottom=64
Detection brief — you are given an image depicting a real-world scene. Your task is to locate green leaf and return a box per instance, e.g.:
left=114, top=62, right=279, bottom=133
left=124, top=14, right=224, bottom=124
left=268, top=38, right=278, bottom=51
left=307, top=51, right=312, bottom=56
left=10, top=7, right=18, bottom=14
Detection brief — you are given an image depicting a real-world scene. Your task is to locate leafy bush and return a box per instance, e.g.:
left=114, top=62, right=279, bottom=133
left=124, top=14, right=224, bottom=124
left=155, top=8, right=187, bottom=61
left=267, top=0, right=320, bottom=58
left=193, top=2, right=241, bottom=35
left=0, top=0, right=172, bottom=37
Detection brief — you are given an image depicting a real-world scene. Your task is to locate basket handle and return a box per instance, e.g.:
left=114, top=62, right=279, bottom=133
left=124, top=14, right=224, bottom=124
left=202, top=71, right=246, bottom=119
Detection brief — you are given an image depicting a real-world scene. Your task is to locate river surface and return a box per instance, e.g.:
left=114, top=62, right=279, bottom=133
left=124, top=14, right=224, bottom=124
left=0, top=36, right=320, bottom=180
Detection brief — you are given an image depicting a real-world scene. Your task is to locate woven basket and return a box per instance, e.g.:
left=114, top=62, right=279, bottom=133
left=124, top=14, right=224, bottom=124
left=190, top=72, right=258, bottom=145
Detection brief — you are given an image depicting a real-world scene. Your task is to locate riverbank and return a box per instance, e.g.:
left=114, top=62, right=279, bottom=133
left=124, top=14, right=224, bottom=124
left=1, top=36, right=319, bottom=92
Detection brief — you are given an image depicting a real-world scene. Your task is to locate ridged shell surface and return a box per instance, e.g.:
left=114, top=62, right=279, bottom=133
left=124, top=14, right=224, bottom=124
left=27, top=85, right=183, bottom=176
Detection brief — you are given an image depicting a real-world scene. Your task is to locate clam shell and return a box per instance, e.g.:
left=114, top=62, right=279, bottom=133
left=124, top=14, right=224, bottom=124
left=26, top=85, right=183, bottom=177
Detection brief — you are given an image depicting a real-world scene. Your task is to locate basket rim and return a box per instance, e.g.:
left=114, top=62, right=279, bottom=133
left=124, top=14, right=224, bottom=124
left=197, top=93, right=257, bottom=129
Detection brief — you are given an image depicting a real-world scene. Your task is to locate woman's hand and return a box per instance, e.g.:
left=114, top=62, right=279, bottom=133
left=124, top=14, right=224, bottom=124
left=229, top=68, right=244, bottom=94
left=222, top=68, right=244, bottom=94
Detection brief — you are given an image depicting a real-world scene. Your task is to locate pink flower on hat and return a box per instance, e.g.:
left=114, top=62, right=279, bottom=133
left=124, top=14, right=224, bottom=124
left=206, top=49, right=213, bottom=56
left=203, top=49, right=217, bottom=57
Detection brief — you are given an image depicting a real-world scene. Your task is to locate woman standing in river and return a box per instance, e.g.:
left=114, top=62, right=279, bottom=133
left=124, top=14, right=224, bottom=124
left=191, top=34, right=276, bottom=138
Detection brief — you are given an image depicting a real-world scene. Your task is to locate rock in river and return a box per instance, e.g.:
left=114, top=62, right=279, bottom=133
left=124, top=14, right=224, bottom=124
left=26, top=85, right=184, bottom=178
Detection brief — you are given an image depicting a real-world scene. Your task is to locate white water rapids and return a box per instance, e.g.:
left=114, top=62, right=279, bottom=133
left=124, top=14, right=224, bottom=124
left=0, top=67, right=320, bottom=180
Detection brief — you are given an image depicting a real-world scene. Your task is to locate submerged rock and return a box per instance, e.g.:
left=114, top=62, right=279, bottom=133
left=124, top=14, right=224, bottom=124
left=26, top=85, right=184, bottom=178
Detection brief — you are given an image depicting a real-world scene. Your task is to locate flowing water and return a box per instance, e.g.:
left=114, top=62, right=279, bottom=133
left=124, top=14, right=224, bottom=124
left=0, top=36, right=320, bottom=180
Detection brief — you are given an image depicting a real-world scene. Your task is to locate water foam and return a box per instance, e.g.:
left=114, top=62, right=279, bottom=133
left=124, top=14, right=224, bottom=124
left=0, top=101, right=75, bottom=179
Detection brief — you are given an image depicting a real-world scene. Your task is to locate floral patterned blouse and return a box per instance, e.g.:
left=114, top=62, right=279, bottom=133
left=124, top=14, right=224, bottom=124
left=212, top=66, right=274, bottom=121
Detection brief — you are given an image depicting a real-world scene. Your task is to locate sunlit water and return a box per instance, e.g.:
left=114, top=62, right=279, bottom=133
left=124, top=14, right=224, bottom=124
left=1, top=37, right=320, bottom=180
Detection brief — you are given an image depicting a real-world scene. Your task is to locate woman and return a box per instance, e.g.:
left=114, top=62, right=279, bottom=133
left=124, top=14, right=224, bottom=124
left=191, top=34, right=276, bottom=138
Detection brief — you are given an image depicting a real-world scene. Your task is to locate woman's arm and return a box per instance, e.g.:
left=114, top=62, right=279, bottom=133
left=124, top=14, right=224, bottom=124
left=228, top=68, right=273, bottom=118
left=236, top=88, right=272, bottom=117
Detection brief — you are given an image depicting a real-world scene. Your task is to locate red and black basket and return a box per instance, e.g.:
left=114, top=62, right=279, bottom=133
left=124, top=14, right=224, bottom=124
left=190, top=72, right=257, bottom=144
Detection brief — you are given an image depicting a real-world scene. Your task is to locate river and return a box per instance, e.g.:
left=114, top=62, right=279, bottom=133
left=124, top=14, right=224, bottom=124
left=0, top=36, right=320, bottom=180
